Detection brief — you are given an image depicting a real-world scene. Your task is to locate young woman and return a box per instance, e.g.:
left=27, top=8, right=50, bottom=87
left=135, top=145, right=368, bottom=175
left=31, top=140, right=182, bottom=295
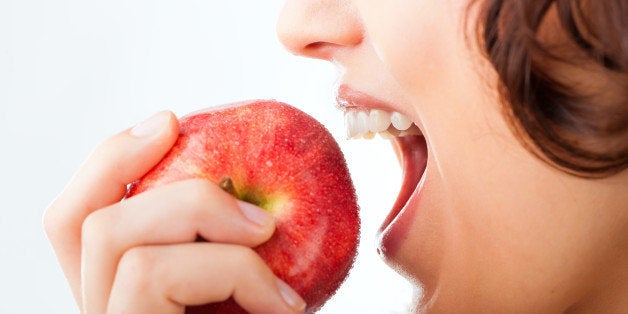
left=45, top=0, right=627, bottom=313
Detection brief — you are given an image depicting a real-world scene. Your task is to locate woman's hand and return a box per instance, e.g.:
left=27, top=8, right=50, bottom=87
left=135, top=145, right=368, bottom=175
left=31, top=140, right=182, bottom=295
left=43, top=111, right=306, bottom=314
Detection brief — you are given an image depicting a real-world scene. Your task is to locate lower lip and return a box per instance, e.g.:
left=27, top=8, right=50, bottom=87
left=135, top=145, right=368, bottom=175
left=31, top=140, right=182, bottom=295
left=377, top=177, right=425, bottom=257
left=376, top=136, right=427, bottom=257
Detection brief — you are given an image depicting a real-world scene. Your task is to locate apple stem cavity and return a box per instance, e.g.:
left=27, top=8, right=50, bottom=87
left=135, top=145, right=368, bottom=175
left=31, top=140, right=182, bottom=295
left=219, top=177, right=266, bottom=210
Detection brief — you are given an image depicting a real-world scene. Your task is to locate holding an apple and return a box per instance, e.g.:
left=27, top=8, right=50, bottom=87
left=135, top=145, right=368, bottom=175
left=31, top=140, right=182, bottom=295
left=45, top=100, right=359, bottom=314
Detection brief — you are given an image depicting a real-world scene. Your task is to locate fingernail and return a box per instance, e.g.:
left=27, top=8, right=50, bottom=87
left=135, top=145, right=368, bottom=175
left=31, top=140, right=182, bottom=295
left=237, top=200, right=273, bottom=226
left=276, top=278, right=306, bottom=312
left=131, top=111, right=170, bottom=138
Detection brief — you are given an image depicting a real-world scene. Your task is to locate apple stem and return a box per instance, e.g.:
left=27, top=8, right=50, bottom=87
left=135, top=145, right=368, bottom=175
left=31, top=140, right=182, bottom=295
left=219, top=177, right=239, bottom=198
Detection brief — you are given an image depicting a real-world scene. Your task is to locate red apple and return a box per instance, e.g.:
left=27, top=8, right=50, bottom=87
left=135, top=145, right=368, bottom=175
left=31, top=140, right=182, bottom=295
left=127, top=100, right=360, bottom=313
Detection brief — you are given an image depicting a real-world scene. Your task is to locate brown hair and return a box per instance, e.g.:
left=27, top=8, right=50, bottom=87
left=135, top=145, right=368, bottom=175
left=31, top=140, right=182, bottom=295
left=474, top=0, right=628, bottom=177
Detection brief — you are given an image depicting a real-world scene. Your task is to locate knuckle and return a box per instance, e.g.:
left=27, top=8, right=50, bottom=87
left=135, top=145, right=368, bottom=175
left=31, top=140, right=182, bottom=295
left=186, top=179, right=217, bottom=202
left=94, top=133, right=120, bottom=156
left=230, top=247, right=274, bottom=289
left=117, top=247, right=157, bottom=293
left=81, top=209, right=110, bottom=247
left=42, top=205, right=64, bottom=242
left=90, top=135, right=126, bottom=174
left=233, top=247, right=264, bottom=270
left=182, top=179, right=220, bottom=214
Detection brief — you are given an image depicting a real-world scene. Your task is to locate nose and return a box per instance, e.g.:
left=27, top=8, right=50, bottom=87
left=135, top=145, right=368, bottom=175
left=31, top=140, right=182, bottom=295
left=276, top=0, right=363, bottom=60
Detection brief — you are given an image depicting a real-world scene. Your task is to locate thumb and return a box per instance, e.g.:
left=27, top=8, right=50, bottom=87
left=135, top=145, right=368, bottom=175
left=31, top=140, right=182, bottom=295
left=44, top=110, right=178, bottom=306
left=70, top=110, right=179, bottom=212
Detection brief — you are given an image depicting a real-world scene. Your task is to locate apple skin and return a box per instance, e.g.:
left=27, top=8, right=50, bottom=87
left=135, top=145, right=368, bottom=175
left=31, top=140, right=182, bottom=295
left=127, top=100, right=360, bottom=313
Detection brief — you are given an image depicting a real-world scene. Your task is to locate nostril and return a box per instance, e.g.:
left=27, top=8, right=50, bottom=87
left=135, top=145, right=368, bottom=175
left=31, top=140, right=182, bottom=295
left=302, top=42, right=345, bottom=60
left=305, top=42, right=326, bottom=50
left=303, top=42, right=330, bottom=57
left=276, top=1, right=364, bottom=60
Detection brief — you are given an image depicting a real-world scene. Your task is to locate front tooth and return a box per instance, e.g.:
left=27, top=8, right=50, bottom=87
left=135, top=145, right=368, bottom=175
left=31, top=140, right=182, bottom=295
left=391, top=112, right=412, bottom=130
left=345, top=111, right=357, bottom=138
left=368, top=109, right=391, bottom=133
left=354, top=111, right=369, bottom=136
left=346, top=109, right=419, bottom=140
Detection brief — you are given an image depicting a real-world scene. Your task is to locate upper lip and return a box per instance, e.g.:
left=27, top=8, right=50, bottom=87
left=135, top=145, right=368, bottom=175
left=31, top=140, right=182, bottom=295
left=335, top=84, right=399, bottom=113
left=336, top=84, right=426, bottom=135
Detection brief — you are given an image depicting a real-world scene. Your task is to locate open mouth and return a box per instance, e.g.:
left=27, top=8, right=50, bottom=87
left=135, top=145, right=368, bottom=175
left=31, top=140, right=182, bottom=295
left=383, top=135, right=427, bottom=231
left=337, top=86, right=429, bottom=242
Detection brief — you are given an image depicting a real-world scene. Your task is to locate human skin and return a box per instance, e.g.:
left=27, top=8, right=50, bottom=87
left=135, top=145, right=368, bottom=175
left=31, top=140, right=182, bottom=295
left=277, top=0, right=627, bottom=313
left=44, top=111, right=306, bottom=313
left=44, top=1, right=627, bottom=313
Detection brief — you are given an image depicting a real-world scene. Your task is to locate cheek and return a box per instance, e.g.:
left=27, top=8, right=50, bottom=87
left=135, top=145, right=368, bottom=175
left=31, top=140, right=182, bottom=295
left=357, top=0, right=463, bottom=97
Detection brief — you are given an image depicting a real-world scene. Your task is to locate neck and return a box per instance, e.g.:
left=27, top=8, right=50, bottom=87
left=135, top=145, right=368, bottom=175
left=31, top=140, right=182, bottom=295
left=567, top=179, right=628, bottom=314
left=567, top=258, right=628, bottom=313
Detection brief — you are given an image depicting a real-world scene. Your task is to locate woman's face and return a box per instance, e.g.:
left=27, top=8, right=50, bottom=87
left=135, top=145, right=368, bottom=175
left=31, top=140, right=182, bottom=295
left=278, top=0, right=625, bottom=312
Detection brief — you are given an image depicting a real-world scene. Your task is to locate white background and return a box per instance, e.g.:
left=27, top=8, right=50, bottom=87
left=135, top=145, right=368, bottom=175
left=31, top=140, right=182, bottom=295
left=0, top=1, right=414, bottom=313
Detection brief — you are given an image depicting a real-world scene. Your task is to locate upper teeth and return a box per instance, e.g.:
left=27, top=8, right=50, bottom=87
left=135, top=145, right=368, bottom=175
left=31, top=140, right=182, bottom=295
left=345, top=109, right=421, bottom=139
